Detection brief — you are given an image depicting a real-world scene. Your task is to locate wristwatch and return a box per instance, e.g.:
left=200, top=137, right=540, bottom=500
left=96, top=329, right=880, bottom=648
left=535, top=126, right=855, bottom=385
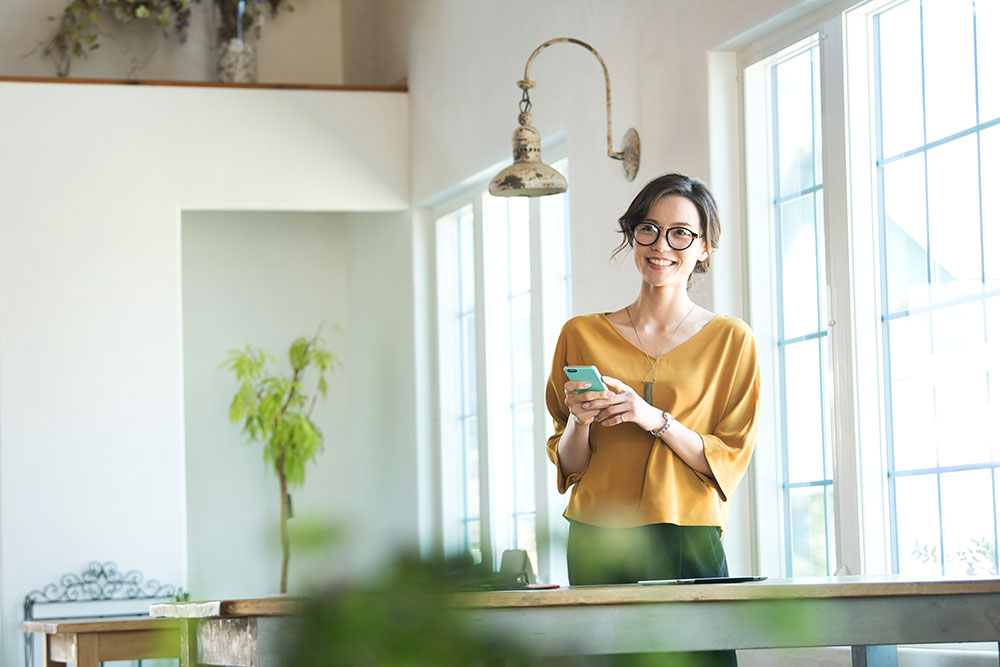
left=649, top=411, right=674, bottom=438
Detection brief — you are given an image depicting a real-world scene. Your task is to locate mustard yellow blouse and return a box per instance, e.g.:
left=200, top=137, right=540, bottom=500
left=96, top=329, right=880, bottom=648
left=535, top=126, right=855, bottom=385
left=545, top=313, right=760, bottom=530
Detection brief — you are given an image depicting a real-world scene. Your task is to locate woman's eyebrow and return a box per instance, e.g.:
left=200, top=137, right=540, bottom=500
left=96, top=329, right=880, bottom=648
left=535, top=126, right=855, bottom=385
left=642, top=217, right=696, bottom=228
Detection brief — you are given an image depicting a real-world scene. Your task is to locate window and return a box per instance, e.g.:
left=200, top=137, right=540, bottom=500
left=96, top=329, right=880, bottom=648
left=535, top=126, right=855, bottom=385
left=746, top=37, right=835, bottom=577
left=870, top=0, right=999, bottom=577
left=743, top=0, right=999, bottom=578
left=435, top=158, right=571, bottom=581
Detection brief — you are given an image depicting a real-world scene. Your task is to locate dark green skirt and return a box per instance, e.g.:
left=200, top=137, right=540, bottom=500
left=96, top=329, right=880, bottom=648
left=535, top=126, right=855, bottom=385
left=566, top=520, right=737, bottom=667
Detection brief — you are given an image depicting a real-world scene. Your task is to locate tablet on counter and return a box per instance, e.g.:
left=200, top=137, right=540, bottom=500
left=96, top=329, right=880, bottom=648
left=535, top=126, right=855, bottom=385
left=638, top=575, right=768, bottom=585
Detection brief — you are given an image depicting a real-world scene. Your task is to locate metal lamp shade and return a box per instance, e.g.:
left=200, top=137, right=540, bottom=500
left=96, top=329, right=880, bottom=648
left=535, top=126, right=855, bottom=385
left=489, top=114, right=567, bottom=197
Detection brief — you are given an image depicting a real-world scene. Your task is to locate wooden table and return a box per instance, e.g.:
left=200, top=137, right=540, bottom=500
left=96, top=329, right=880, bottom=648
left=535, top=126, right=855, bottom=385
left=150, top=576, right=1000, bottom=667
left=23, top=615, right=181, bottom=667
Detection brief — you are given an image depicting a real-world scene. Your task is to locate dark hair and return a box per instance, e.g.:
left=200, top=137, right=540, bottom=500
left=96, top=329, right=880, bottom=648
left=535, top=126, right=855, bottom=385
left=612, top=173, right=721, bottom=281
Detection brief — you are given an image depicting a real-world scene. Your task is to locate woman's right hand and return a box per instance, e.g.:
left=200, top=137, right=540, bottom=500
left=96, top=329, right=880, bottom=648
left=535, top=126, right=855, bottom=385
left=563, top=381, right=616, bottom=426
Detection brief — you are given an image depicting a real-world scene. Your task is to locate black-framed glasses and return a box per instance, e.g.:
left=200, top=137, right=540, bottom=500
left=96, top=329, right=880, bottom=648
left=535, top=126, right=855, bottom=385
left=631, top=222, right=700, bottom=250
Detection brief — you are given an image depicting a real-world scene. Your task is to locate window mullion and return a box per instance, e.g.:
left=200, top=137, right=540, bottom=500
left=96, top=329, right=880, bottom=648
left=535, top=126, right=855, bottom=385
left=527, top=196, right=552, bottom=583
left=844, top=2, right=892, bottom=576
left=472, top=194, right=496, bottom=572
left=819, top=13, right=865, bottom=576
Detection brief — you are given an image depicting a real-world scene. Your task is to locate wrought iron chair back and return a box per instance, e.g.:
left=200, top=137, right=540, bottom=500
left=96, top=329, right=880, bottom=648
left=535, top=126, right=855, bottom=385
left=23, top=561, right=184, bottom=667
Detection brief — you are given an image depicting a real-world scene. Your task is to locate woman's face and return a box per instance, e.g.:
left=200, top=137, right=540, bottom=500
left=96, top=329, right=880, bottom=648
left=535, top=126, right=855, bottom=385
left=632, top=195, right=709, bottom=289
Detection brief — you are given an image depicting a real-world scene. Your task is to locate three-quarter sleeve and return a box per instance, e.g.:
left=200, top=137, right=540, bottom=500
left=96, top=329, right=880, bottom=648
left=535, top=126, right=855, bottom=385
left=700, top=329, right=761, bottom=502
left=544, top=324, right=589, bottom=493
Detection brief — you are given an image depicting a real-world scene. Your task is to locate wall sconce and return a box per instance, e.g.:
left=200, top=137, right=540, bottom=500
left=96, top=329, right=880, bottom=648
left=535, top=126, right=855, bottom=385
left=489, top=37, right=641, bottom=197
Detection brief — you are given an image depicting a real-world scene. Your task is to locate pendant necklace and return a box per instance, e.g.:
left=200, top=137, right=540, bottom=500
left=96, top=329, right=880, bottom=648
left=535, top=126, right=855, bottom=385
left=626, top=302, right=697, bottom=403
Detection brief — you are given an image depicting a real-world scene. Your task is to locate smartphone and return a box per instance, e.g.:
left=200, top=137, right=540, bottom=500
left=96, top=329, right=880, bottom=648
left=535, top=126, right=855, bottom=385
left=564, top=365, right=609, bottom=393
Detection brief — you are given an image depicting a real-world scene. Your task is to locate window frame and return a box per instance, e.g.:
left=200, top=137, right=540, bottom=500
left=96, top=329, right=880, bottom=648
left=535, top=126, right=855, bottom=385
left=741, top=0, right=897, bottom=578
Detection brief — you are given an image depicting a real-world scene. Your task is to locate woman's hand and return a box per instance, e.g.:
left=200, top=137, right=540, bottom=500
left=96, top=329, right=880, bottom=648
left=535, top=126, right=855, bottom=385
left=563, top=381, right=616, bottom=426
left=592, top=377, right=664, bottom=431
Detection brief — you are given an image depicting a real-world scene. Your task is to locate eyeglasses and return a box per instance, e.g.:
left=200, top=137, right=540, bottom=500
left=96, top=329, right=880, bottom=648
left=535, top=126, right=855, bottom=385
left=631, top=222, right=700, bottom=250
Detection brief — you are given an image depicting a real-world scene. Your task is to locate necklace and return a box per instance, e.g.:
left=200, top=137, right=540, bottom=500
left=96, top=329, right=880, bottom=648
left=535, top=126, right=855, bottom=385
left=626, top=302, right=697, bottom=403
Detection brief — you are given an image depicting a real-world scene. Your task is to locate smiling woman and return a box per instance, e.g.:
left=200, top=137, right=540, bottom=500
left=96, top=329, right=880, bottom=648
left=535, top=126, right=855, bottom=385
left=544, top=173, right=761, bottom=667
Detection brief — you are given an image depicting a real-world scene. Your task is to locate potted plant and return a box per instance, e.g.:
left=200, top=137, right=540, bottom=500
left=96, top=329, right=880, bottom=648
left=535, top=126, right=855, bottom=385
left=222, top=325, right=339, bottom=593
left=41, top=0, right=293, bottom=81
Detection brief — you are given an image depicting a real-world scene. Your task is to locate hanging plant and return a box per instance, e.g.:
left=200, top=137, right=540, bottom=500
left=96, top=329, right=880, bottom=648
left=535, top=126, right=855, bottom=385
left=41, top=0, right=293, bottom=77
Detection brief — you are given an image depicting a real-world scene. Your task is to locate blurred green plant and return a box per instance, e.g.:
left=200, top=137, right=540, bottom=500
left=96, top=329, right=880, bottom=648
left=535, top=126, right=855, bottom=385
left=40, top=0, right=292, bottom=77
left=222, top=323, right=340, bottom=593
left=283, top=554, right=529, bottom=667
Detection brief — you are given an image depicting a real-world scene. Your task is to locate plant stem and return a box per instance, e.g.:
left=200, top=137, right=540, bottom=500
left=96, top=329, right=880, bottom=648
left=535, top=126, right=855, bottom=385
left=278, top=451, right=290, bottom=594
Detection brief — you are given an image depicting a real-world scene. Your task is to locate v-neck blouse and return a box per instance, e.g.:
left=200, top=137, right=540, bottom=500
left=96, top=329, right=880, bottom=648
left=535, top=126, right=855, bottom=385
left=545, top=312, right=761, bottom=530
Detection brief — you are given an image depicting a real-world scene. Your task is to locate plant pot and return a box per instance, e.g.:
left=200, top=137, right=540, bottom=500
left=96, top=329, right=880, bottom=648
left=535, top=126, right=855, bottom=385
left=214, top=0, right=263, bottom=83
left=217, top=37, right=257, bottom=83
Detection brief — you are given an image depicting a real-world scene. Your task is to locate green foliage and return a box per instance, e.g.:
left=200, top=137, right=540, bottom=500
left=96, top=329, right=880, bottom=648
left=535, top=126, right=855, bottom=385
left=955, top=538, right=997, bottom=576
left=912, top=538, right=998, bottom=576
left=283, top=555, right=529, bottom=667
left=221, top=325, right=340, bottom=489
left=41, top=0, right=293, bottom=77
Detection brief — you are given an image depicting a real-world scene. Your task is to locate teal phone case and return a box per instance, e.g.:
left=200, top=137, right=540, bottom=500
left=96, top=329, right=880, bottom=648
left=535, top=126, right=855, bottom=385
left=564, top=365, right=608, bottom=393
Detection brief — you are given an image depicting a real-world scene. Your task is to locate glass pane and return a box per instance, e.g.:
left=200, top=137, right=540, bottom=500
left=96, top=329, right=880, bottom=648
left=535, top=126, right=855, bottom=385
left=926, top=134, right=983, bottom=301
left=940, top=469, right=997, bottom=575
left=825, top=484, right=836, bottom=573
left=895, top=474, right=942, bottom=576
left=516, top=514, right=538, bottom=573
left=930, top=302, right=990, bottom=467
left=775, top=49, right=817, bottom=195
left=463, top=415, right=480, bottom=520
left=888, top=313, right=937, bottom=471
left=461, top=313, right=477, bottom=414
left=467, top=519, right=482, bottom=565
left=812, top=48, right=823, bottom=186
left=883, top=153, right=929, bottom=313
left=922, top=0, right=977, bottom=143
left=459, top=209, right=475, bottom=313
left=511, top=293, right=532, bottom=405
left=989, top=297, right=1000, bottom=463
left=779, top=193, right=821, bottom=339
left=982, top=125, right=1000, bottom=289
left=978, top=0, right=1000, bottom=123
left=508, top=198, right=531, bottom=295
left=783, top=339, right=826, bottom=482
left=513, top=403, right=535, bottom=515
left=789, top=485, right=830, bottom=576
left=820, top=336, right=833, bottom=479
left=877, top=0, right=925, bottom=157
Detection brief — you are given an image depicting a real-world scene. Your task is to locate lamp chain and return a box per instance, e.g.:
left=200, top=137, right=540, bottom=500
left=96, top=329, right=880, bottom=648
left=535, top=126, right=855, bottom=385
left=519, top=88, right=532, bottom=115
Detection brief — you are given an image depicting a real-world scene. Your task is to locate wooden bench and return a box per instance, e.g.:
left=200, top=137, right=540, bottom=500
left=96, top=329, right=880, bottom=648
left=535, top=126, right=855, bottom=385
left=23, top=561, right=183, bottom=667
left=23, top=616, right=180, bottom=667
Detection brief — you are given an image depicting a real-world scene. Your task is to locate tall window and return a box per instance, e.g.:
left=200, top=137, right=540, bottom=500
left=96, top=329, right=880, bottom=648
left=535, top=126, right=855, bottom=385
left=436, top=205, right=481, bottom=562
left=872, top=0, right=999, bottom=576
left=746, top=38, right=836, bottom=576
left=744, top=0, right=999, bottom=579
left=435, top=158, right=571, bottom=579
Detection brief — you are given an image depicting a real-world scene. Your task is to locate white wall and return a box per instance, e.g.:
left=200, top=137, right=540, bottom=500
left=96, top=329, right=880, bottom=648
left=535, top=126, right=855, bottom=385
left=0, top=0, right=344, bottom=83
left=0, top=80, right=407, bottom=667
left=182, top=209, right=417, bottom=601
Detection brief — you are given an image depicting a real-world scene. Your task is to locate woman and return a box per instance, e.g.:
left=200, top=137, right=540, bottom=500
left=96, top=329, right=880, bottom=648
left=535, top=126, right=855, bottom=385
left=545, top=173, right=760, bottom=666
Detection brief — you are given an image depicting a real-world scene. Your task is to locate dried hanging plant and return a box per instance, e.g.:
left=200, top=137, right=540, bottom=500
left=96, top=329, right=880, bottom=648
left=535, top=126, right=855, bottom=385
left=41, top=0, right=293, bottom=77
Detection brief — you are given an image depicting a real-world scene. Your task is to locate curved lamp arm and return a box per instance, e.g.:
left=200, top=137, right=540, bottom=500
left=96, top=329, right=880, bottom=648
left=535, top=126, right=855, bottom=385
left=489, top=37, right=640, bottom=196
left=518, top=37, right=639, bottom=179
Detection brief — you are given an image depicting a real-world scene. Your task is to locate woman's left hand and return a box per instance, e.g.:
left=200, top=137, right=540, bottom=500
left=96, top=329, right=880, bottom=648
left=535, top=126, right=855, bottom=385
left=593, top=376, right=665, bottom=432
